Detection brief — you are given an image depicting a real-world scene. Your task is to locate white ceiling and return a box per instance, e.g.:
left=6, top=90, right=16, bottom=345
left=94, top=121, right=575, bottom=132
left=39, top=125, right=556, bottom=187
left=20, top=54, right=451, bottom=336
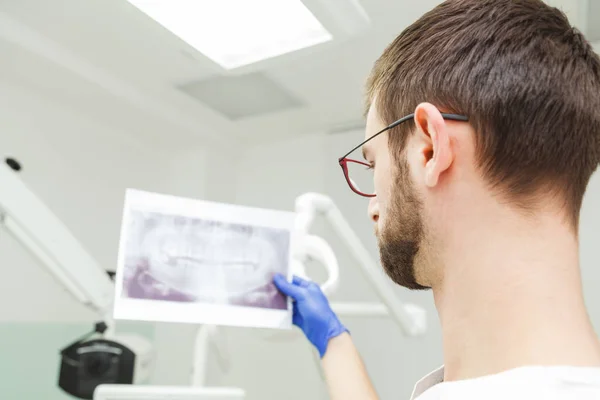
left=0, top=0, right=595, bottom=151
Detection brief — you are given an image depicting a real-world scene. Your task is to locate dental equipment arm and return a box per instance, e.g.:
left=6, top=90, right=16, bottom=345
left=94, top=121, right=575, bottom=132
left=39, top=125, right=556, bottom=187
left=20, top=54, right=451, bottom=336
left=0, top=162, right=114, bottom=322
left=294, top=192, right=426, bottom=337
left=279, top=193, right=426, bottom=400
left=0, top=163, right=161, bottom=398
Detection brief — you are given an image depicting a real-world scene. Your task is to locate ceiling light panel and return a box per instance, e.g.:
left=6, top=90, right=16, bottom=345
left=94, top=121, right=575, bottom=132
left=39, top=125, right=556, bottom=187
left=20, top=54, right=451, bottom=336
left=127, top=0, right=333, bottom=69
left=178, top=72, right=304, bottom=120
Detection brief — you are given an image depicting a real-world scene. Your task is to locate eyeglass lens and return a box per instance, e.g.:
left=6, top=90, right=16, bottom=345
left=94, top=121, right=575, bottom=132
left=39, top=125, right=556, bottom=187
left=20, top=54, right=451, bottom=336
left=345, top=159, right=375, bottom=196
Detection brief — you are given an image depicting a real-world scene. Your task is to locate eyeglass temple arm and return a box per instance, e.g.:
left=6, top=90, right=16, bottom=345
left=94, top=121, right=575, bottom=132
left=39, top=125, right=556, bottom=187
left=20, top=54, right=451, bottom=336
left=340, top=113, right=468, bottom=160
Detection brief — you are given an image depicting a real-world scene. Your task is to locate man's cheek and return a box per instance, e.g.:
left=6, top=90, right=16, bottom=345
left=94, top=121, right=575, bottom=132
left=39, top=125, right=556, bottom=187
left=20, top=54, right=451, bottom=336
left=374, top=167, right=392, bottom=201
left=376, top=201, right=387, bottom=232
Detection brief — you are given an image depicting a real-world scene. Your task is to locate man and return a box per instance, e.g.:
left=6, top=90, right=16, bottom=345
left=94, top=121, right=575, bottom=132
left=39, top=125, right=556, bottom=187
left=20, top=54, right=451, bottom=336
left=273, top=0, right=600, bottom=399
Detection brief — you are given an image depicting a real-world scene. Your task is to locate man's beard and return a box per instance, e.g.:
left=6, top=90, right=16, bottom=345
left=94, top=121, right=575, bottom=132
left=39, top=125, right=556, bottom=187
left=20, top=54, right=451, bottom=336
left=378, top=159, right=429, bottom=290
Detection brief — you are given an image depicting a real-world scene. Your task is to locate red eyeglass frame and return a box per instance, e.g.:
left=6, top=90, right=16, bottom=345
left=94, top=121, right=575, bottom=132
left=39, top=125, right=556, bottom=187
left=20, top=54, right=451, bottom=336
left=338, top=158, right=376, bottom=197
left=338, top=112, right=469, bottom=198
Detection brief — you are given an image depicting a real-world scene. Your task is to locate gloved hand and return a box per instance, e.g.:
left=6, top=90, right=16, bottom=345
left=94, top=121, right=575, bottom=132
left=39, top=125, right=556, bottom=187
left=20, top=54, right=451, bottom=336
left=273, top=274, right=348, bottom=358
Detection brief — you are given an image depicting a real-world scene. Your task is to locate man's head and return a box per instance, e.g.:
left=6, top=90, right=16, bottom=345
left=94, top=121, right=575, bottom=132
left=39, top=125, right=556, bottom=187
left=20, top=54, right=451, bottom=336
left=362, top=0, right=600, bottom=289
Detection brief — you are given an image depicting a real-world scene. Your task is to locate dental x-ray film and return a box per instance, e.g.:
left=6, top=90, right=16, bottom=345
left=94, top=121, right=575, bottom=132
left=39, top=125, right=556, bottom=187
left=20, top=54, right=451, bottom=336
left=113, top=189, right=295, bottom=329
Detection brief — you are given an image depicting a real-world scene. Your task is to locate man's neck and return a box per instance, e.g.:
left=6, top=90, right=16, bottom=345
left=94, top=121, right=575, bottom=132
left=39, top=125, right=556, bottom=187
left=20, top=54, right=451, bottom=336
left=432, top=210, right=600, bottom=382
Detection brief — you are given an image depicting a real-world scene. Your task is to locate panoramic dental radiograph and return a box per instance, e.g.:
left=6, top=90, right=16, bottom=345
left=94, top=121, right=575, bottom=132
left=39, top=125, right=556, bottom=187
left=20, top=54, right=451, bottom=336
left=121, top=211, right=289, bottom=310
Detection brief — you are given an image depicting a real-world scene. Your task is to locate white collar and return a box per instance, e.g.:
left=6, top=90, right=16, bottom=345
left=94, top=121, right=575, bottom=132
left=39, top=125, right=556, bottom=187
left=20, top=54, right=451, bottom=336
left=410, top=366, right=444, bottom=399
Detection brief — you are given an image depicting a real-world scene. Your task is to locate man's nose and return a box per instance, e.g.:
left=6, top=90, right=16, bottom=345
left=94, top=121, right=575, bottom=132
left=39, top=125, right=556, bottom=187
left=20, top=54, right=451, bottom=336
left=368, top=197, right=379, bottom=223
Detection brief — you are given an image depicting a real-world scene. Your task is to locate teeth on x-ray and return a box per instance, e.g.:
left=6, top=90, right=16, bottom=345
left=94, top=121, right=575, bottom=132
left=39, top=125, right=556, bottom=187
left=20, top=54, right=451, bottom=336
left=122, top=210, right=290, bottom=310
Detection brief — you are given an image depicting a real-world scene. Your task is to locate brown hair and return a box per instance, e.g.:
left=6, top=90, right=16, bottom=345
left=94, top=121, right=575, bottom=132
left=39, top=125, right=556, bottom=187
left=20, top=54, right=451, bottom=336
left=366, top=0, right=600, bottom=226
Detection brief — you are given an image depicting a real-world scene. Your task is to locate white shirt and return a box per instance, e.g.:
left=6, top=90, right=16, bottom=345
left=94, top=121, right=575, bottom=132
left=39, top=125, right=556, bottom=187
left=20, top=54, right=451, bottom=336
left=411, top=366, right=600, bottom=399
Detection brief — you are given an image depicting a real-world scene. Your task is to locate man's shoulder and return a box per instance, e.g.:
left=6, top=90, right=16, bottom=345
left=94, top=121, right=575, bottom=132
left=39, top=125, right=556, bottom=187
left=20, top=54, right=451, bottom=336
left=410, top=366, right=444, bottom=400
left=412, top=366, right=600, bottom=400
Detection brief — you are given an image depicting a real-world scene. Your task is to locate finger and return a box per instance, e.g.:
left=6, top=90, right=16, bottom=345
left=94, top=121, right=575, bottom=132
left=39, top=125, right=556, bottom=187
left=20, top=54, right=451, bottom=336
left=292, top=305, right=303, bottom=327
left=292, top=275, right=312, bottom=288
left=273, top=274, right=305, bottom=300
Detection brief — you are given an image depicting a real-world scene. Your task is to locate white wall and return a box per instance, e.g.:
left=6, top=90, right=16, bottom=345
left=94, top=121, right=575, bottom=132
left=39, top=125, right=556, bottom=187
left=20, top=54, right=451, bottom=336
left=0, top=79, right=182, bottom=323
left=579, top=170, right=600, bottom=333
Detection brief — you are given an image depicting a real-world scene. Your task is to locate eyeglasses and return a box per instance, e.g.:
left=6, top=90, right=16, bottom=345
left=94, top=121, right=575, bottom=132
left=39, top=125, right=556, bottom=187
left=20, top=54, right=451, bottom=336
left=338, top=113, right=469, bottom=197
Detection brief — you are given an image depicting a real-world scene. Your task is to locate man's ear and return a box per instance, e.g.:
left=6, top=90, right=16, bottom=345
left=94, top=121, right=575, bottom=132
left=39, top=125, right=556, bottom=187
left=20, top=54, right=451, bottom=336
left=413, top=103, right=454, bottom=187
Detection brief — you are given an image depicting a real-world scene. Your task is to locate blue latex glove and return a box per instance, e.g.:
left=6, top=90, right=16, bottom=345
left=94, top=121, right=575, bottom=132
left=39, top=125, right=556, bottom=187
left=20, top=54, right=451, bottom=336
left=273, top=274, right=348, bottom=358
